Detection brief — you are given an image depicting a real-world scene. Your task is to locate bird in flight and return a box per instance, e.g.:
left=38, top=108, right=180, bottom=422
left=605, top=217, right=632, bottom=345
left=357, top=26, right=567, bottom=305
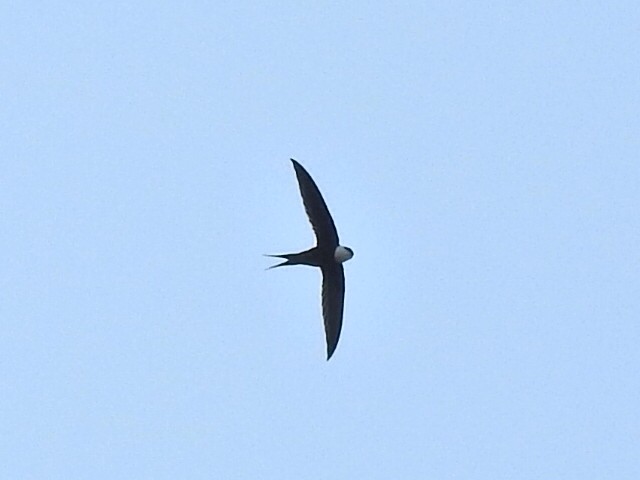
left=267, top=159, right=354, bottom=360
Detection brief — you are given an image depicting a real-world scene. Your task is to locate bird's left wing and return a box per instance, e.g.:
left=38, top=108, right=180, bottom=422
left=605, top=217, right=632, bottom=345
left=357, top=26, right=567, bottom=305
left=321, top=263, right=345, bottom=360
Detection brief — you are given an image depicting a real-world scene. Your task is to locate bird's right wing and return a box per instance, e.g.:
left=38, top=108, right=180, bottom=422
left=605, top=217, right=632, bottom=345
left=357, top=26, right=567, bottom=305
left=291, top=159, right=339, bottom=248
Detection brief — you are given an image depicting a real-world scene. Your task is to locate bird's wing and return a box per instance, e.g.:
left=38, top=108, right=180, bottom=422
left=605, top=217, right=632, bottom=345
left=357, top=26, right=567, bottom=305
left=291, top=159, right=339, bottom=248
left=321, top=263, right=345, bottom=360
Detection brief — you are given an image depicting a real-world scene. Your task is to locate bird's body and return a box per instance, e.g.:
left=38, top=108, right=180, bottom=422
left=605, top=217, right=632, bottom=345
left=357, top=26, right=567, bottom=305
left=267, top=159, right=353, bottom=360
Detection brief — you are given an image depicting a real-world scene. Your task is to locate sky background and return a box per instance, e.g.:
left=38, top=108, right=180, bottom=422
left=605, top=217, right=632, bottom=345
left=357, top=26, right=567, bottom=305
left=2, top=2, right=639, bottom=478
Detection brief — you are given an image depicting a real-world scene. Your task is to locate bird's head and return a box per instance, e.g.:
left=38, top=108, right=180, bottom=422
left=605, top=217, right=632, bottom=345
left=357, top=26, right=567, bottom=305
left=334, top=245, right=354, bottom=263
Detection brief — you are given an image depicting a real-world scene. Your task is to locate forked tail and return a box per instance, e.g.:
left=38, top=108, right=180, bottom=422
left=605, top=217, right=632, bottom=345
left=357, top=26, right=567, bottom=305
left=264, top=253, right=296, bottom=270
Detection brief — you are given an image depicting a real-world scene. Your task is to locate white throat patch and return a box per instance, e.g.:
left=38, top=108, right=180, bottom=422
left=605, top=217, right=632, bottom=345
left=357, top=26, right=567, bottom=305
left=334, top=245, right=354, bottom=263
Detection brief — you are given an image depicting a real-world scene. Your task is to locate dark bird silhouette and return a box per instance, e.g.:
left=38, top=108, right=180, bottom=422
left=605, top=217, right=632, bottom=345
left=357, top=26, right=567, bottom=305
left=267, top=159, right=354, bottom=360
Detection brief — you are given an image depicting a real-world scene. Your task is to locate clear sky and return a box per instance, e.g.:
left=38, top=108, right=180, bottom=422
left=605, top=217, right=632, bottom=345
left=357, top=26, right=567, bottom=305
left=2, top=2, right=639, bottom=479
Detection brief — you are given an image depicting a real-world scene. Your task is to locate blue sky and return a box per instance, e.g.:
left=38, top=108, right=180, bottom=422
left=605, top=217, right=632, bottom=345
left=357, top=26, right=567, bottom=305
left=2, top=2, right=639, bottom=478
